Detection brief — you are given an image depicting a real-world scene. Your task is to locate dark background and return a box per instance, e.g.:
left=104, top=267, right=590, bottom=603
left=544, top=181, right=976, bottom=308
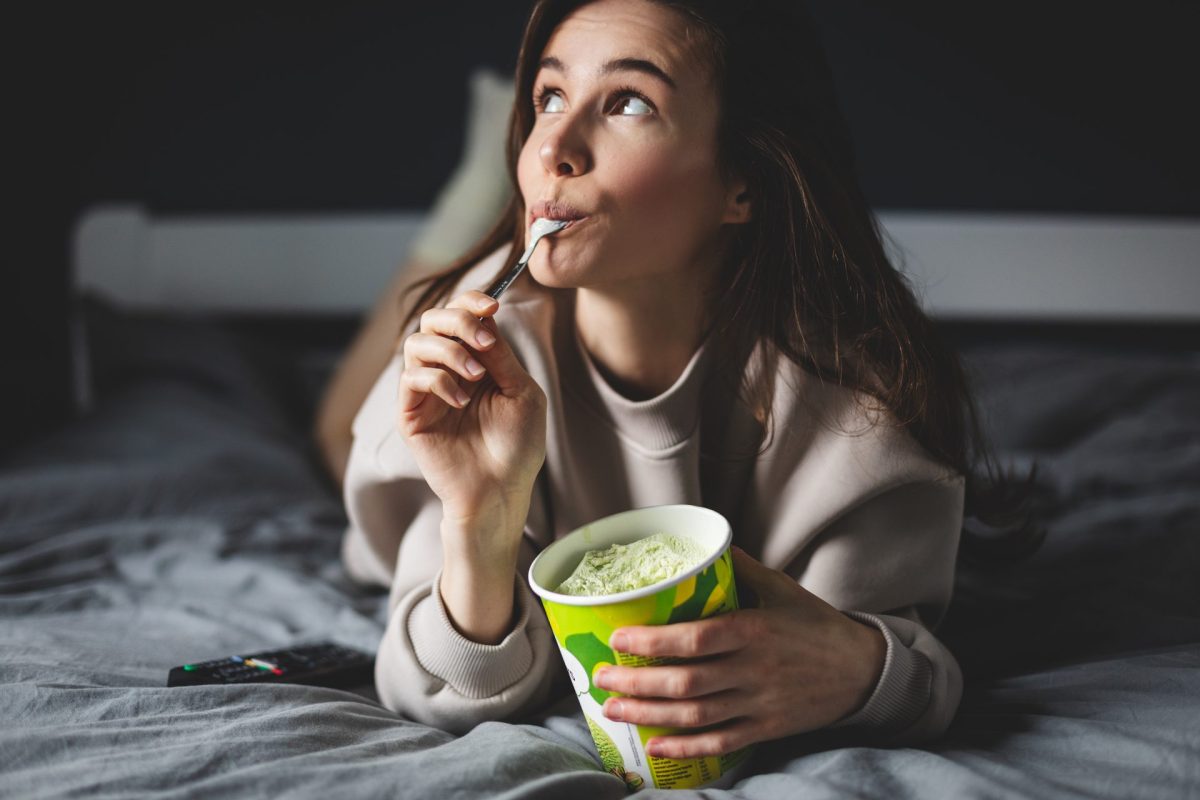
left=9, top=1, right=1199, bottom=451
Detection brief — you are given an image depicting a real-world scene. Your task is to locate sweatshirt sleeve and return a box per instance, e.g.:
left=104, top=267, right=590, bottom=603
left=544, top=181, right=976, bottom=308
left=372, top=536, right=562, bottom=736
left=786, top=476, right=966, bottom=746
left=340, top=353, right=561, bottom=735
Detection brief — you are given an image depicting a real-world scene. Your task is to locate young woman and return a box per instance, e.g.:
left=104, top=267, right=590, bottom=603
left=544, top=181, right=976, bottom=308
left=339, top=0, right=1040, bottom=758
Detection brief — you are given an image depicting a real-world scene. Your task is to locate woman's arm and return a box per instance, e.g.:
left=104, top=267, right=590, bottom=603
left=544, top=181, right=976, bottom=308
left=340, top=284, right=560, bottom=735
left=341, top=432, right=562, bottom=735
left=313, top=257, right=441, bottom=489
left=592, top=477, right=966, bottom=757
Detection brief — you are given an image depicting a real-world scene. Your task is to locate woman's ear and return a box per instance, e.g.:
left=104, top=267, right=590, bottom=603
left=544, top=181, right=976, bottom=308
left=722, top=179, right=752, bottom=225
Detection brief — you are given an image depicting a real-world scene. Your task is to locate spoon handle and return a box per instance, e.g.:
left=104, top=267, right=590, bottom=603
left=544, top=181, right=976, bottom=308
left=480, top=218, right=568, bottom=311
left=484, top=219, right=568, bottom=305
left=485, top=255, right=531, bottom=304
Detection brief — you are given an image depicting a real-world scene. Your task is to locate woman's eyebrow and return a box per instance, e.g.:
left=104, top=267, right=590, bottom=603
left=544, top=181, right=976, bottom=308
left=538, top=55, right=677, bottom=90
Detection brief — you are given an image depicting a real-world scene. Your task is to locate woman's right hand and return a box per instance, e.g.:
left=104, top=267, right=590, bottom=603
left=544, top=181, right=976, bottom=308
left=396, top=290, right=547, bottom=548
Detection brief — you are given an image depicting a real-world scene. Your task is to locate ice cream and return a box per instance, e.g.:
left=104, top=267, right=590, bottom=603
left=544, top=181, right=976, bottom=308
left=530, top=504, right=749, bottom=790
left=555, top=532, right=708, bottom=597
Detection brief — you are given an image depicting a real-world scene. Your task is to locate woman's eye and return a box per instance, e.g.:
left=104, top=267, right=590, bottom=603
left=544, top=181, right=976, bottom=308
left=535, top=86, right=653, bottom=116
left=615, top=95, right=653, bottom=116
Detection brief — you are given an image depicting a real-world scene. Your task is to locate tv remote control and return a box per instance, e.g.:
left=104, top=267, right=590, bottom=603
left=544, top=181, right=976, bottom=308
left=167, top=642, right=374, bottom=689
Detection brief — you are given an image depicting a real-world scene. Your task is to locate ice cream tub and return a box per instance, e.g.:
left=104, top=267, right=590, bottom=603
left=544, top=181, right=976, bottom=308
left=528, top=504, right=753, bottom=792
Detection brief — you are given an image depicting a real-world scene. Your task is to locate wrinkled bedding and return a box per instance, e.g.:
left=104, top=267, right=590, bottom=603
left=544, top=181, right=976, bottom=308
left=1, top=300, right=1197, bottom=799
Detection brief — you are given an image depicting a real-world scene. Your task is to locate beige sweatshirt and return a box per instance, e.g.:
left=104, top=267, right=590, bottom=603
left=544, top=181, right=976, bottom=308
left=342, top=246, right=965, bottom=744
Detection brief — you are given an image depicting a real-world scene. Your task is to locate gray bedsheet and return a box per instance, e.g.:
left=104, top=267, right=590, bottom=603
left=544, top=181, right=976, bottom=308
left=2, top=303, right=1198, bottom=799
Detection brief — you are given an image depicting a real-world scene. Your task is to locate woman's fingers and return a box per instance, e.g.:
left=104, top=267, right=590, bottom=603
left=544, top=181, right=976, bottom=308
left=640, top=717, right=761, bottom=760
left=610, top=612, right=752, bottom=660
left=420, top=295, right=499, bottom=349
left=601, top=689, right=746, bottom=731
left=406, top=290, right=535, bottom=397
left=594, top=659, right=741, bottom=699
left=403, top=332, right=489, bottom=382
left=400, top=292, right=496, bottom=394
left=449, top=290, right=500, bottom=318
left=399, top=365, right=471, bottom=412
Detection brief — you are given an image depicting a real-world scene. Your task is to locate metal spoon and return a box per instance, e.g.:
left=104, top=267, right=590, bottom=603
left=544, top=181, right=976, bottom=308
left=485, top=217, right=570, bottom=303
left=452, top=217, right=570, bottom=360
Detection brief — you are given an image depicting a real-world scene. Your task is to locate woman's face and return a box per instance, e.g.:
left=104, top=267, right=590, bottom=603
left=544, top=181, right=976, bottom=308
left=517, top=0, right=746, bottom=292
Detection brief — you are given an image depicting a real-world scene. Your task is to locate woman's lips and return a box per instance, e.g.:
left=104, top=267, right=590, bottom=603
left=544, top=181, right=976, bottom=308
left=529, top=199, right=589, bottom=224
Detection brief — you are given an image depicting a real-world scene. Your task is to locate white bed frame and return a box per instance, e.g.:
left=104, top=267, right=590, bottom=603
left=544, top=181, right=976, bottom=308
left=73, top=204, right=1199, bottom=321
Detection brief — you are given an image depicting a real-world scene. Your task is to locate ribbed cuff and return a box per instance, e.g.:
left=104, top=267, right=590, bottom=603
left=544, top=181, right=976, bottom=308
left=406, top=570, right=536, bottom=699
left=829, top=611, right=933, bottom=734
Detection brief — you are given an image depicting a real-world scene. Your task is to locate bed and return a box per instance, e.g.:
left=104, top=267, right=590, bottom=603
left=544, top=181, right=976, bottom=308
left=2, top=206, right=1198, bottom=799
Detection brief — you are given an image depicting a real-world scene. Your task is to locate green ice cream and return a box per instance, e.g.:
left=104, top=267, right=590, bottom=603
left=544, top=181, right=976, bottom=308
left=555, top=532, right=708, bottom=597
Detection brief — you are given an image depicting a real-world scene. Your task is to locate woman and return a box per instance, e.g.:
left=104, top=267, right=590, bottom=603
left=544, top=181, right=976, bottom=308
left=339, top=0, right=1040, bottom=758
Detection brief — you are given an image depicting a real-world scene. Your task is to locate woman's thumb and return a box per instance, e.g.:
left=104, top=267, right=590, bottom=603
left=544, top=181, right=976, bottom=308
left=472, top=316, right=530, bottom=395
left=730, top=545, right=790, bottom=607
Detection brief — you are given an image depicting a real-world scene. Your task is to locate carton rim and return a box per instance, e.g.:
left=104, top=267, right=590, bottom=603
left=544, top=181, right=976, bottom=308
left=528, top=503, right=733, bottom=607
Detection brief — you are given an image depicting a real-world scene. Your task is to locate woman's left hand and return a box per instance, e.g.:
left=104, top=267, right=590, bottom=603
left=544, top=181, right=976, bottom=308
left=594, top=546, right=887, bottom=759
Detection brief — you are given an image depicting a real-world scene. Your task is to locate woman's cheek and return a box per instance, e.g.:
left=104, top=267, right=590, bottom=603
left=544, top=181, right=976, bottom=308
left=620, top=157, right=716, bottom=242
left=516, top=148, right=539, bottom=207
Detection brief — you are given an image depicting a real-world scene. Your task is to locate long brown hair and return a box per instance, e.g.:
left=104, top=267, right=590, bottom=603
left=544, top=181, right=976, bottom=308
left=399, top=0, right=1045, bottom=564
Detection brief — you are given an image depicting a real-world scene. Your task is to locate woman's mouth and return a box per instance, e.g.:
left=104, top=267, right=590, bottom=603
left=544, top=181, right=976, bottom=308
left=530, top=215, right=590, bottom=240
left=551, top=216, right=589, bottom=236
left=529, top=199, right=590, bottom=226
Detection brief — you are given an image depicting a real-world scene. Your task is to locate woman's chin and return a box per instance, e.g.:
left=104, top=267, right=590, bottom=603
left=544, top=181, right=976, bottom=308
left=527, top=251, right=594, bottom=289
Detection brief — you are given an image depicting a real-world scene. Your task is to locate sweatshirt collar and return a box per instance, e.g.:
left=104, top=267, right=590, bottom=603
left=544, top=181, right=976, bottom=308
left=562, top=292, right=715, bottom=453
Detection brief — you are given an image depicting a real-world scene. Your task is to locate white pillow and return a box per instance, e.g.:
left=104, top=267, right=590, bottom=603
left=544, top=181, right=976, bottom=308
left=408, top=69, right=517, bottom=265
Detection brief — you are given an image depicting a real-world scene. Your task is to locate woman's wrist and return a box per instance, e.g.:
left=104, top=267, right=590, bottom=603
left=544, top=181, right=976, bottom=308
left=438, top=516, right=525, bottom=645
left=843, top=617, right=887, bottom=717
left=439, top=553, right=519, bottom=645
left=440, top=484, right=533, bottom=559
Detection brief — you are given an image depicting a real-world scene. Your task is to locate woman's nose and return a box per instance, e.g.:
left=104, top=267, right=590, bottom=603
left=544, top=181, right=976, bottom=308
left=538, top=117, right=591, bottom=177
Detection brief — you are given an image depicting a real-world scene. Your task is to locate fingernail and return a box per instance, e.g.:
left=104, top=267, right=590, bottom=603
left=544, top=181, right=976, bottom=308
left=594, top=667, right=611, bottom=689
left=604, top=700, right=624, bottom=721
left=476, top=329, right=496, bottom=347
left=609, top=631, right=629, bottom=652
left=465, top=358, right=485, bottom=376
left=455, top=389, right=471, bottom=406
left=646, top=741, right=663, bottom=757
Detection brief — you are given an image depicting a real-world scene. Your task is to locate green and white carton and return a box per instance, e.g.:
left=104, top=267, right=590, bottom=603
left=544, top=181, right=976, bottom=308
left=528, top=504, right=753, bottom=791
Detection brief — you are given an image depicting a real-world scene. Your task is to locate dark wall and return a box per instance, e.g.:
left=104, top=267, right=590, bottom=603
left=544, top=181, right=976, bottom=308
left=813, top=1, right=1199, bottom=216
left=51, top=1, right=1200, bottom=218
left=66, top=5, right=527, bottom=214
left=8, top=1, right=1199, bottom=451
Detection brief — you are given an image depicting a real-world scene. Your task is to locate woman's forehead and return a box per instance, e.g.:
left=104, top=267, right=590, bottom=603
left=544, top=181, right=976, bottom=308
left=540, top=0, right=702, bottom=87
